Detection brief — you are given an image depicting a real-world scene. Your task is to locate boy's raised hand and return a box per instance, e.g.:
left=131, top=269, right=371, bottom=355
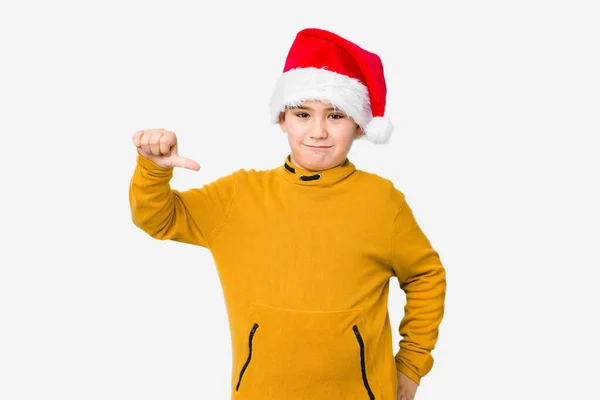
left=132, top=129, right=200, bottom=171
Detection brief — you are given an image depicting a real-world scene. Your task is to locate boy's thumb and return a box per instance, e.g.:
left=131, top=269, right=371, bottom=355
left=171, top=156, right=201, bottom=171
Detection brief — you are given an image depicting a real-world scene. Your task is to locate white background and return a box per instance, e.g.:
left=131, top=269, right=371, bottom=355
left=1, top=0, right=599, bottom=399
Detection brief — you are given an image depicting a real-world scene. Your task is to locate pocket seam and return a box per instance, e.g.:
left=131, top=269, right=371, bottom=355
left=235, top=322, right=259, bottom=392
left=357, top=314, right=385, bottom=398
left=252, top=302, right=364, bottom=315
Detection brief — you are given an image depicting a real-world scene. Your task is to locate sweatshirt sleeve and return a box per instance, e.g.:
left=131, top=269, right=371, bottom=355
left=390, top=190, right=447, bottom=385
left=129, top=153, right=236, bottom=248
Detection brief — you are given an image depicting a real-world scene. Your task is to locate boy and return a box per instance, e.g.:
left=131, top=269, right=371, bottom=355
left=129, top=28, right=446, bottom=400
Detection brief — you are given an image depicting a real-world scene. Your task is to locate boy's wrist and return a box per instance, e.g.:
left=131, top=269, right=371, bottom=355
left=395, top=362, right=421, bottom=385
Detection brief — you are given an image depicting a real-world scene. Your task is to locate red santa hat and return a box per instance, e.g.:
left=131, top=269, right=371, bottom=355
left=269, top=28, right=393, bottom=144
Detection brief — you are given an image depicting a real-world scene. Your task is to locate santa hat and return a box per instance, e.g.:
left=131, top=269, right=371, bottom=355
left=269, top=28, right=393, bottom=144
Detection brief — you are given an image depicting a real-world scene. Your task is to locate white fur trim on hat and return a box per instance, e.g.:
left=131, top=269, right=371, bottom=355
left=270, top=67, right=372, bottom=128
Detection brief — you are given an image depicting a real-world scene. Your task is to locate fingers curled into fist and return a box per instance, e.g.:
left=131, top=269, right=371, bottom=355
left=132, top=128, right=200, bottom=171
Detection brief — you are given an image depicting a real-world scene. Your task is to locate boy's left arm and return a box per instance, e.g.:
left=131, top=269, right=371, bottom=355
left=390, top=193, right=447, bottom=390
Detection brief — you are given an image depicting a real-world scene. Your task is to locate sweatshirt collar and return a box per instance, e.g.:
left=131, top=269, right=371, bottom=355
left=277, top=154, right=356, bottom=186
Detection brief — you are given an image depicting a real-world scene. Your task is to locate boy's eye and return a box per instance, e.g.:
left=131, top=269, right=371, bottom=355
left=294, top=113, right=345, bottom=119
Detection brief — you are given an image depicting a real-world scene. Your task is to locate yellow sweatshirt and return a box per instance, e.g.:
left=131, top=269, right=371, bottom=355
left=129, top=153, right=446, bottom=399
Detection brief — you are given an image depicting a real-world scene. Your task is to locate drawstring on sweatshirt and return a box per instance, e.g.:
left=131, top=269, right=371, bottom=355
left=284, top=161, right=322, bottom=181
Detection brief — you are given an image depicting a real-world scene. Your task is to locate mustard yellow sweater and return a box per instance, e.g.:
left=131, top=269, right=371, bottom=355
left=129, top=153, right=446, bottom=399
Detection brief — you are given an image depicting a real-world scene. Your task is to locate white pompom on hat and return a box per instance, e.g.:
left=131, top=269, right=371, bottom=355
left=269, top=28, right=393, bottom=144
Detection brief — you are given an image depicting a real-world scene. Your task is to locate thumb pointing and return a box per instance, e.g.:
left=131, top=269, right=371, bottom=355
left=171, top=155, right=201, bottom=171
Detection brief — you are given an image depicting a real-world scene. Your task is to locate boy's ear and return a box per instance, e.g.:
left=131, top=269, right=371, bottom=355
left=278, top=112, right=286, bottom=130
left=355, top=124, right=365, bottom=138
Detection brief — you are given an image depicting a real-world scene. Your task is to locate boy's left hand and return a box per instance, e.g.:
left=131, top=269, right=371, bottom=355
left=397, top=371, right=418, bottom=400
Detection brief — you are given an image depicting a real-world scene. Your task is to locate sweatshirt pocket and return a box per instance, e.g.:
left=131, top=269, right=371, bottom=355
left=233, top=303, right=383, bottom=399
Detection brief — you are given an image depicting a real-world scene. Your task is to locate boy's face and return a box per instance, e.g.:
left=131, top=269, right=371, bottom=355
left=278, top=100, right=364, bottom=172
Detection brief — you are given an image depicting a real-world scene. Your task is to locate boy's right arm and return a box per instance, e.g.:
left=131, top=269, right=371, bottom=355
left=128, top=129, right=236, bottom=248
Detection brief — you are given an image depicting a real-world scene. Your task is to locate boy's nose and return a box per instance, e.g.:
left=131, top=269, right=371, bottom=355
left=310, top=119, right=328, bottom=138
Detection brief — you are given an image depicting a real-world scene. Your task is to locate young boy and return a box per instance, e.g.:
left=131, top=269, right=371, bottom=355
left=129, top=28, right=446, bottom=400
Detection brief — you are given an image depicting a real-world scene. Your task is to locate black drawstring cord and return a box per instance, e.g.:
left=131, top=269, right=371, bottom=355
left=284, top=162, right=322, bottom=181
left=300, top=174, right=322, bottom=181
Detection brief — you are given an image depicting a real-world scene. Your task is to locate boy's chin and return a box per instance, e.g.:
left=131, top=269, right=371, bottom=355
left=293, top=153, right=342, bottom=172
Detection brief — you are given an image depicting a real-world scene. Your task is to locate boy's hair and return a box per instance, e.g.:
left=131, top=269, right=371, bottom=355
left=269, top=28, right=394, bottom=144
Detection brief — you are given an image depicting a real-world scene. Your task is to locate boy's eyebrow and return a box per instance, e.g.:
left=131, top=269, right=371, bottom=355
left=289, top=105, right=338, bottom=111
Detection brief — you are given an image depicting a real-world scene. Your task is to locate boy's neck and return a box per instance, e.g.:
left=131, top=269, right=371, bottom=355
left=279, top=155, right=356, bottom=186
